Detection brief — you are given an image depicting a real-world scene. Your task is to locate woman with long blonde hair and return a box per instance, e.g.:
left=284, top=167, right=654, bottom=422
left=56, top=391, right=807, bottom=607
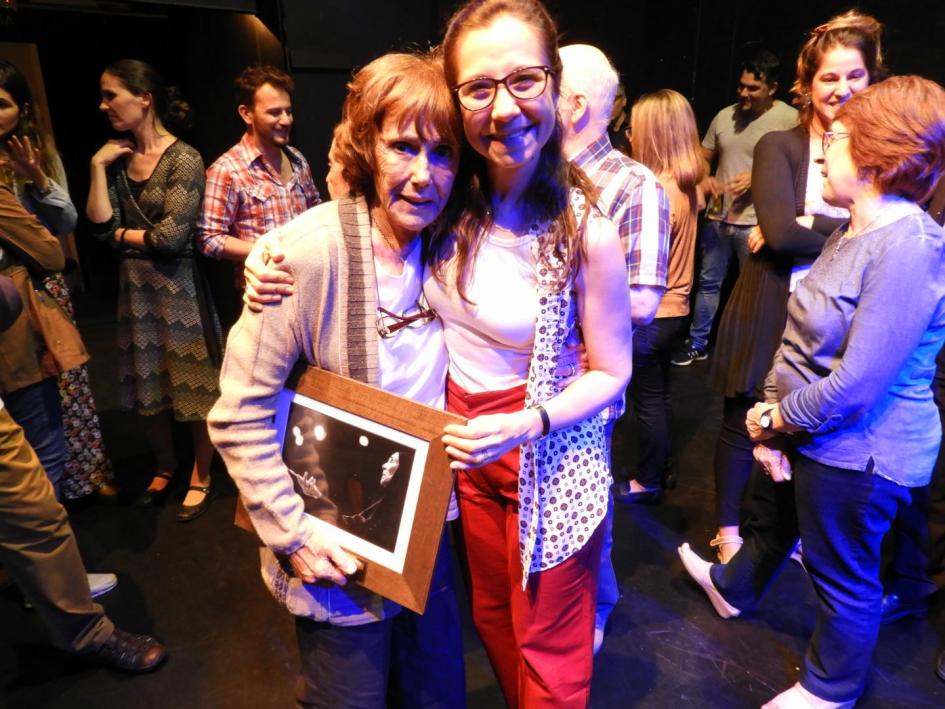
left=622, top=88, right=706, bottom=498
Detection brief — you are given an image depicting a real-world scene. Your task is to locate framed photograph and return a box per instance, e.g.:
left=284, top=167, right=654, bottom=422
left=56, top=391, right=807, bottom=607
left=273, top=365, right=462, bottom=614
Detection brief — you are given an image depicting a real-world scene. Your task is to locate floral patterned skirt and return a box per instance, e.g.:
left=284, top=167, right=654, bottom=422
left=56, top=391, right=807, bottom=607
left=44, top=273, right=114, bottom=500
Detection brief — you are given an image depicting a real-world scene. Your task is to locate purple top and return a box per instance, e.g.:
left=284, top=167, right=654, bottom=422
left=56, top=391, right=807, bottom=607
left=769, top=209, right=945, bottom=486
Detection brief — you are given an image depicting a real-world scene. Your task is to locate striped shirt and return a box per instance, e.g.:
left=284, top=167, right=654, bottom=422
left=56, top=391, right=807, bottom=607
left=571, top=134, right=670, bottom=288
left=196, top=133, right=321, bottom=259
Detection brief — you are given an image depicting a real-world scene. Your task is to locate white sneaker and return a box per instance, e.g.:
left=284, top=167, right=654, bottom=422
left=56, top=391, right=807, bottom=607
left=677, top=543, right=741, bottom=619
left=88, top=573, right=118, bottom=599
left=761, top=682, right=856, bottom=709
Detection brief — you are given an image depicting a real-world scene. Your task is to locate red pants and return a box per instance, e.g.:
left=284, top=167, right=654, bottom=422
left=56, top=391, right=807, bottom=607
left=448, top=380, right=602, bottom=709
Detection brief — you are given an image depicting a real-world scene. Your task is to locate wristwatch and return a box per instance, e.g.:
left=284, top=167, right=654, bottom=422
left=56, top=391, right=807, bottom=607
left=759, top=407, right=775, bottom=432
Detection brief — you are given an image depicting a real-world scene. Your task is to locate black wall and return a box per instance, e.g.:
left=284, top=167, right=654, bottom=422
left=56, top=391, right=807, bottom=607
left=279, top=0, right=945, bottom=177
left=4, top=0, right=945, bottom=300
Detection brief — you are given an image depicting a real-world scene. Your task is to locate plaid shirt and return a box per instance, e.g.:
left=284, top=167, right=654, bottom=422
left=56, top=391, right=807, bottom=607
left=573, top=134, right=670, bottom=422
left=571, top=134, right=670, bottom=288
left=196, top=133, right=321, bottom=258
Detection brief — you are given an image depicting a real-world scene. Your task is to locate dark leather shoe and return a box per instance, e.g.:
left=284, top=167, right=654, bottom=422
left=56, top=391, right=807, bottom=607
left=91, top=627, right=166, bottom=672
left=613, top=481, right=661, bottom=504
left=880, top=592, right=929, bottom=625
left=177, top=484, right=212, bottom=522
left=133, top=472, right=174, bottom=508
left=936, top=649, right=945, bottom=682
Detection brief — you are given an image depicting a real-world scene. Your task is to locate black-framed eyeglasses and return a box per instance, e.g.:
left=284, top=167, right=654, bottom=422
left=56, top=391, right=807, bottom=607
left=822, top=130, right=850, bottom=154
left=453, top=66, right=553, bottom=112
left=376, top=299, right=438, bottom=339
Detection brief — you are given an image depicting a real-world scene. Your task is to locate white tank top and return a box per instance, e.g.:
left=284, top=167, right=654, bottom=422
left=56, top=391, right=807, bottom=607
left=423, top=228, right=539, bottom=393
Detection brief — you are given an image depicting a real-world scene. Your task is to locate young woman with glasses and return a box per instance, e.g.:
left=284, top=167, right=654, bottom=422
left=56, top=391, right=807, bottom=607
left=423, top=1, right=632, bottom=704
left=243, top=4, right=632, bottom=703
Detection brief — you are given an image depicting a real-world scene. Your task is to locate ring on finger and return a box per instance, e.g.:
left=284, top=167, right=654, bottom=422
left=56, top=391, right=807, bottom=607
left=568, top=363, right=577, bottom=378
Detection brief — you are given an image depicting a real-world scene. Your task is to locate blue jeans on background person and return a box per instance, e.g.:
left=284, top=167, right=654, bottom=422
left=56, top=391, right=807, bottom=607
left=3, top=377, right=66, bottom=499
left=793, top=455, right=912, bottom=703
left=596, top=494, right=617, bottom=633
left=688, top=221, right=752, bottom=351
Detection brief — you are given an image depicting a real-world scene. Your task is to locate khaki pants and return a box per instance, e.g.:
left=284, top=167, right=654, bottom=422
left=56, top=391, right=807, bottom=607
left=0, top=406, right=112, bottom=652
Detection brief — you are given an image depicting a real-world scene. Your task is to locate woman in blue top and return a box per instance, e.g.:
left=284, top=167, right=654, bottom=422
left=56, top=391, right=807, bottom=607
left=746, top=76, right=945, bottom=708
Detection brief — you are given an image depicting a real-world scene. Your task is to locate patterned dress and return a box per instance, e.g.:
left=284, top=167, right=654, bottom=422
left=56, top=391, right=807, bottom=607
left=90, top=140, right=220, bottom=420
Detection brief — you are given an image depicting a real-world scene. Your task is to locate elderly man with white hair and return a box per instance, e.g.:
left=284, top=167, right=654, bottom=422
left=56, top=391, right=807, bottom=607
left=558, top=43, right=671, bottom=652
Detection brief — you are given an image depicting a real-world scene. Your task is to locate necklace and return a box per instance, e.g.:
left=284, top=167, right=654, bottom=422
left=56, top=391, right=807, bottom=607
left=370, top=207, right=415, bottom=264
left=378, top=226, right=406, bottom=262
left=832, top=203, right=902, bottom=259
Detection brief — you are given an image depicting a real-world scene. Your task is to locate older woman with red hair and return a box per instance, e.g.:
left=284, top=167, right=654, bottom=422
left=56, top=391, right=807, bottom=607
left=744, top=75, right=945, bottom=708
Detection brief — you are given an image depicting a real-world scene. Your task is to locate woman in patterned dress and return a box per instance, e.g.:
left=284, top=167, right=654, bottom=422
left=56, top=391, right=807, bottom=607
left=0, top=60, right=117, bottom=502
left=86, top=59, right=219, bottom=521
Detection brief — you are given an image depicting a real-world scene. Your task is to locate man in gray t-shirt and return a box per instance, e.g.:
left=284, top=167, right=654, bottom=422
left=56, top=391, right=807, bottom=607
left=673, top=51, right=798, bottom=365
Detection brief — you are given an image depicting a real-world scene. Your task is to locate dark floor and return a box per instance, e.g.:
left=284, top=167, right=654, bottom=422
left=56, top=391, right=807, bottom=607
left=2, top=305, right=944, bottom=708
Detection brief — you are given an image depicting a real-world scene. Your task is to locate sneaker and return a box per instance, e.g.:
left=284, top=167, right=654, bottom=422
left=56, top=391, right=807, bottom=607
left=88, top=573, right=118, bottom=599
left=671, top=344, right=708, bottom=366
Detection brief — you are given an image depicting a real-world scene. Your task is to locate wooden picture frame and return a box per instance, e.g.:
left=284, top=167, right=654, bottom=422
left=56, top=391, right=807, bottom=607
left=272, top=365, right=462, bottom=614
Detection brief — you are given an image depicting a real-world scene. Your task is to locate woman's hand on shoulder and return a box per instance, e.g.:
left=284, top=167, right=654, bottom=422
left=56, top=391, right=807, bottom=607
left=91, top=139, right=134, bottom=169
left=243, top=232, right=296, bottom=312
left=442, top=409, right=543, bottom=471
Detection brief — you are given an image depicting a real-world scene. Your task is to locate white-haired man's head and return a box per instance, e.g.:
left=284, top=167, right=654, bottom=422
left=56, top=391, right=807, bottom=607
left=559, top=44, right=620, bottom=158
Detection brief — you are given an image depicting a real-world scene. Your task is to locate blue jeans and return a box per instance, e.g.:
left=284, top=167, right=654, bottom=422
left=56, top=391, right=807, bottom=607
left=389, top=531, right=466, bottom=708
left=295, top=614, right=394, bottom=708
left=712, top=454, right=912, bottom=702
left=295, top=531, right=465, bottom=708
left=794, top=455, right=911, bottom=703
left=688, top=221, right=751, bottom=350
left=596, top=494, right=617, bottom=631
left=3, top=377, right=66, bottom=499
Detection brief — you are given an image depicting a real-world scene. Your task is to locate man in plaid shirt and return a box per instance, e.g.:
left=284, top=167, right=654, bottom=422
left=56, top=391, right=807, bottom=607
left=559, top=44, right=671, bottom=655
left=196, top=66, right=320, bottom=266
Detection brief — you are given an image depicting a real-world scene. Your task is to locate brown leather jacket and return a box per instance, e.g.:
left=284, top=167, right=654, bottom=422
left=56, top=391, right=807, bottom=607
left=0, top=185, right=87, bottom=392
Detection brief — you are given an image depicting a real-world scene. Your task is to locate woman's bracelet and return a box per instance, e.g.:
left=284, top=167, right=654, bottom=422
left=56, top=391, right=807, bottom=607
left=529, top=404, right=550, bottom=438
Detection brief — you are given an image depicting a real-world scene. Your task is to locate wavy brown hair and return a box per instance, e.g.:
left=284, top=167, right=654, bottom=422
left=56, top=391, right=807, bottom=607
left=791, top=11, right=888, bottom=128
left=837, top=75, right=945, bottom=204
left=433, top=0, right=598, bottom=300
left=331, top=50, right=462, bottom=207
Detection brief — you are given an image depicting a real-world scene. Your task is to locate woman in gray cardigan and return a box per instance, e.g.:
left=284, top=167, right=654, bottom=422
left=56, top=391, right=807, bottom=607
left=208, top=52, right=467, bottom=708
